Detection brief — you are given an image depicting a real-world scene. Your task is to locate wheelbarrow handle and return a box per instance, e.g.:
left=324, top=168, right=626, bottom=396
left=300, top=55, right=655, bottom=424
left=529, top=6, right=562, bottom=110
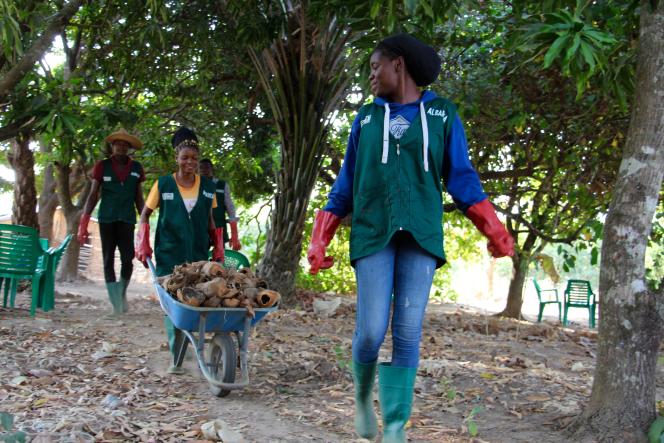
left=146, top=257, right=158, bottom=283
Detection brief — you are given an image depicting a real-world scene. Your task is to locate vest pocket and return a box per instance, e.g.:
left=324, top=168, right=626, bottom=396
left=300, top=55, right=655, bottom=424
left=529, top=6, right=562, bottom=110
left=409, top=184, right=443, bottom=239
left=352, top=186, right=390, bottom=237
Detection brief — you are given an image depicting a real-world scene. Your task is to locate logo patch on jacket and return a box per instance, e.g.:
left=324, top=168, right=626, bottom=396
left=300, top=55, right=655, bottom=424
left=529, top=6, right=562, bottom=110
left=162, top=192, right=174, bottom=200
left=203, top=191, right=214, bottom=199
left=427, top=108, right=448, bottom=121
left=131, top=172, right=140, bottom=178
left=360, top=114, right=372, bottom=127
left=103, top=176, right=111, bottom=182
left=389, top=115, right=410, bottom=139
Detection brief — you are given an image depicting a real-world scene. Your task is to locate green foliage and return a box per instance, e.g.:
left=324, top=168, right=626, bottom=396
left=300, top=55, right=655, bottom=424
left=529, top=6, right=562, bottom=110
left=510, top=0, right=638, bottom=105
left=464, top=406, right=483, bottom=437
left=646, top=203, right=664, bottom=291
left=333, top=344, right=351, bottom=372
left=0, top=412, right=26, bottom=443
left=438, top=377, right=457, bottom=402
left=515, top=3, right=617, bottom=96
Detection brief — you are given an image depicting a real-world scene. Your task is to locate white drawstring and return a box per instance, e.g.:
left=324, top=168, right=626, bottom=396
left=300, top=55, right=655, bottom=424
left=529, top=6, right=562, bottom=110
left=382, top=103, right=390, bottom=164
left=381, top=101, right=429, bottom=172
left=420, top=102, right=429, bottom=172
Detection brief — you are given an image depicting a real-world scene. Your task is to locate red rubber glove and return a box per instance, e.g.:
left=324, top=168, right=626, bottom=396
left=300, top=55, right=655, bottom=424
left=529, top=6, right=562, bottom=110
left=135, top=223, right=153, bottom=267
left=211, top=227, right=225, bottom=262
left=77, top=213, right=91, bottom=244
left=307, top=210, right=342, bottom=275
left=465, top=199, right=514, bottom=258
left=229, top=221, right=242, bottom=251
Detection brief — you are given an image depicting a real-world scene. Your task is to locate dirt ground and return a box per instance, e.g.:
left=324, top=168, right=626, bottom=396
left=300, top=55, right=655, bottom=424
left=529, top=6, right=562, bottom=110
left=1, top=277, right=661, bottom=442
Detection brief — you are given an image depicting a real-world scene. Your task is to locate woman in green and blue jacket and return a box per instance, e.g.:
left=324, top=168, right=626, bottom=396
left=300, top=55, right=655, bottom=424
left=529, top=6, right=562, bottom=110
left=306, top=34, right=514, bottom=442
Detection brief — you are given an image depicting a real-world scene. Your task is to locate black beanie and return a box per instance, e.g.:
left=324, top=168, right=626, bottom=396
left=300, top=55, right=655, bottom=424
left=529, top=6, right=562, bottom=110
left=171, top=126, right=199, bottom=150
left=377, top=34, right=441, bottom=87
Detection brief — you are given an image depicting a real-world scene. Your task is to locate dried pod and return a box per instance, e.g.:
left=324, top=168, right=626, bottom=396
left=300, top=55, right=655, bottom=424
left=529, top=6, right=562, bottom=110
left=222, top=298, right=241, bottom=308
left=203, top=296, right=222, bottom=308
left=201, top=261, right=224, bottom=277
left=243, top=287, right=260, bottom=301
left=240, top=298, right=256, bottom=318
left=166, top=274, right=186, bottom=294
left=222, top=288, right=241, bottom=300
left=176, top=287, right=206, bottom=307
left=196, top=278, right=227, bottom=297
left=255, top=289, right=281, bottom=308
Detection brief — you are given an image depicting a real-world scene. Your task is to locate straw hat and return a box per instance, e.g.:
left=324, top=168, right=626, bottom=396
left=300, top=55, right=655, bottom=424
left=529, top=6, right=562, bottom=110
left=104, top=128, right=143, bottom=149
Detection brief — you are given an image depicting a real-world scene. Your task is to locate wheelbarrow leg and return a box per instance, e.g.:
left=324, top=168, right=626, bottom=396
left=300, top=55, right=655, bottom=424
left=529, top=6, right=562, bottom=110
left=164, top=315, right=188, bottom=374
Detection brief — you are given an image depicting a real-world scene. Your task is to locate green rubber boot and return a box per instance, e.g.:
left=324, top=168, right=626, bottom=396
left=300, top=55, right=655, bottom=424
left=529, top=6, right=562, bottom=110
left=120, top=277, right=130, bottom=313
left=378, top=363, right=417, bottom=443
left=352, top=360, right=378, bottom=439
left=105, top=282, right=124, bottom=317
left=163, top=316, right=185, bottom=374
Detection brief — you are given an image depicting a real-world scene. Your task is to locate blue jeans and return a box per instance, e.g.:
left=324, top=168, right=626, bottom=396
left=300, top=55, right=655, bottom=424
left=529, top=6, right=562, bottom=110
left=352, top=233, right=437, bottom=368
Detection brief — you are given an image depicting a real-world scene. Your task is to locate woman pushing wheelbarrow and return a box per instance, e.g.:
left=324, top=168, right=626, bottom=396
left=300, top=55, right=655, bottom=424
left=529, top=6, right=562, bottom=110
left=134, top=126, right=224, bottom=373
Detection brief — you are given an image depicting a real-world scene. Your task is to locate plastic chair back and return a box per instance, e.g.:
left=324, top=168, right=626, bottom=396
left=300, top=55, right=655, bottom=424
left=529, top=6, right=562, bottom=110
left=222, top=250, right=250, bottom=270
left=564, top=279, right=594, bottom=306
left=40, top=234, right=73, bottom=311
left=533, top=278, right=543, bottom=301
left=0, top=224, right=44, bottom=278
left=51, top=235, right=72, bottom=271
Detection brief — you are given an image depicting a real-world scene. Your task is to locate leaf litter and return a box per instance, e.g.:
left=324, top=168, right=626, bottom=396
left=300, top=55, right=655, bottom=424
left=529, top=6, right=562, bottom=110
left=0, top=284, right=622, bottom=442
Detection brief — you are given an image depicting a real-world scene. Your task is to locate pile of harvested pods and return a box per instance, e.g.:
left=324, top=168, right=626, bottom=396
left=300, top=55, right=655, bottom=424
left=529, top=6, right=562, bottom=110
left=159, top=261, right=280, bottom=317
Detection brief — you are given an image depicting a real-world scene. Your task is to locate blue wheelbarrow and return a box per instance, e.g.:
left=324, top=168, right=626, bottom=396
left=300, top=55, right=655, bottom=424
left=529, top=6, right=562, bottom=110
left=147, top=254, right=278, bottom=397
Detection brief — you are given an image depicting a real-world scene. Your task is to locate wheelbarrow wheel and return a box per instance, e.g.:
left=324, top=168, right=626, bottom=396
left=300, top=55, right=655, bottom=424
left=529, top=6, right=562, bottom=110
left=207, top=332, right=237, bottom=397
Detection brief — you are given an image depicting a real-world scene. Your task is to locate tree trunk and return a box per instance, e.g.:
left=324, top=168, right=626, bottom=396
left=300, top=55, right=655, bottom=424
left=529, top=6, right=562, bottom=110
left=54, top=162, right=89, bottom=281
left=250, top=7, right=355, bottom=304
left=58, top=207, right=84, bottom=282
left=259, top=180, right=311, bottom=303
left=7, top=134, right=39, bottom=230
left=566, top=3, right=664, bottom=441
left=37, top=141, right=58, bottom=241
left=496, top=252, right=530, bottom=318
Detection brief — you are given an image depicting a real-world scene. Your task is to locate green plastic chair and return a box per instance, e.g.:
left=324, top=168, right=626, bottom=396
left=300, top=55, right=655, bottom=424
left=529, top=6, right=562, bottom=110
left=0, top=224, right=49, bottom=316
left=222, top=249, right=250, bottom=270
left=38, top=234, right=73, bottom=311
left=563, top=279, right=596, bottom=328
left=533, top=278, right=561, bottom=322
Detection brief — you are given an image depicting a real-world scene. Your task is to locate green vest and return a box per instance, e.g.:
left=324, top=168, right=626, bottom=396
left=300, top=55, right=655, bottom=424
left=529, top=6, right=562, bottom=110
left=98, top=159, right=142, bottom=224
left=154, top=175, right=215, bottom=276
left=212, top=178, right=229, bottom=242
left=350, top=98, right=457, bottom=268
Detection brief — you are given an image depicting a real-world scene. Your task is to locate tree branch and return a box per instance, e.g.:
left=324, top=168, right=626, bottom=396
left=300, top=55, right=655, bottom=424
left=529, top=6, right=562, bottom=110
left=0, top=0, right=86, bottom=101
left=0, top=116, right=36, bottom=143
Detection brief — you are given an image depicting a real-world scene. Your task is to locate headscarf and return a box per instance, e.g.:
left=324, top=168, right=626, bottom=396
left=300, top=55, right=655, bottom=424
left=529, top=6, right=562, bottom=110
left=171, top=126, right=199, bottom=151
left=377, top=34, right=441, bottom=87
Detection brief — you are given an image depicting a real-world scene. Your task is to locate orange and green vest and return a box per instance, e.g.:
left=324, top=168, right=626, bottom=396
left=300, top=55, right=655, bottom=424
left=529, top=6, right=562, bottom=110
left=98, top=159, right=142, bottom=225
left=350, top=98, right=457, bottom=268
left=154, top=175, right=215, bottom=276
